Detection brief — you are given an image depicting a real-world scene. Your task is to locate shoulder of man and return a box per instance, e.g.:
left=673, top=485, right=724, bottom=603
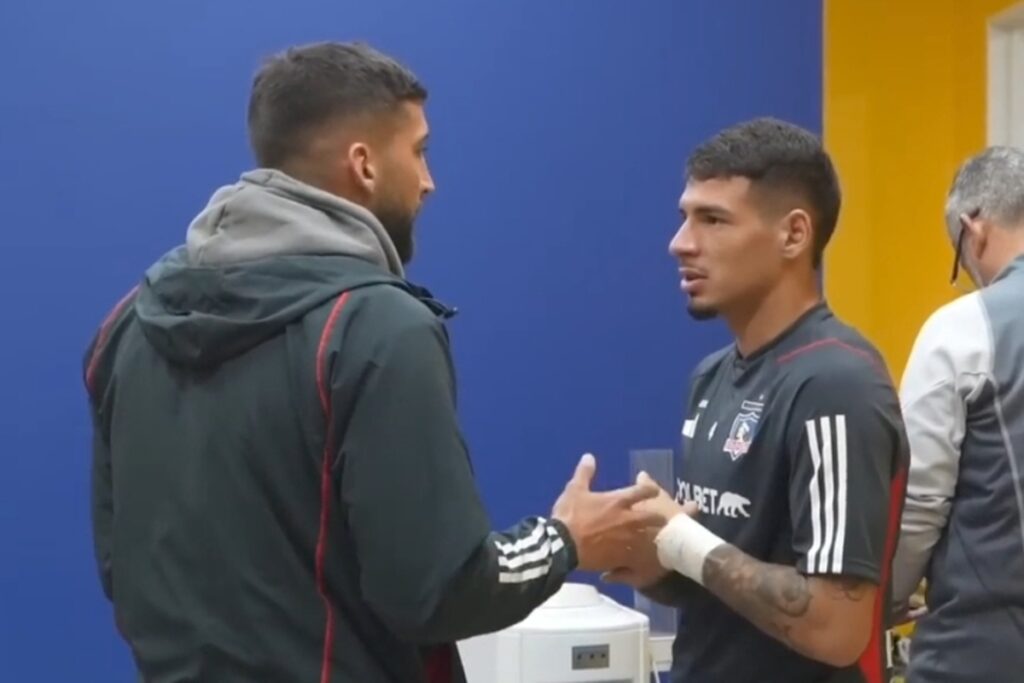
left=777, top=314, right=895, bottom=389
left=900, top=290, right=991, bottom=405
left=909, top=291, right=987, bottom=360
left=84, top=284, right=142, bottom=402
left=314, top=280, right=457, bottom=380
left=347, top=280, right=451, bottom=332
left=692, top=343, right=733, bottom=381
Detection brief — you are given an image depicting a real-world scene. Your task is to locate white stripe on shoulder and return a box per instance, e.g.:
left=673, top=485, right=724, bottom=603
left=819, top=415, right=837, bottom=573
left=805, top=419, right=825, bottom=572
left=832, top=415, right=849, bottom=573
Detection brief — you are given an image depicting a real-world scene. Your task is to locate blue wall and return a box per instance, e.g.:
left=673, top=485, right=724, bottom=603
left=0, top=1, right=822, bottom=679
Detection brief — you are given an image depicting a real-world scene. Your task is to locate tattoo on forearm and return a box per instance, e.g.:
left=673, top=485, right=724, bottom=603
left=700, top=544, right=868, bottom=655
left=701, top=545, right=867, bottom=653
left=827, top=576, right=868, bottom=603
left=702, top=544, right=811, bottom=648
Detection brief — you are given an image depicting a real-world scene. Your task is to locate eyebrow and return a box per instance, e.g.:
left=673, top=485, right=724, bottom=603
left=680, top=202, right=734, bottom=218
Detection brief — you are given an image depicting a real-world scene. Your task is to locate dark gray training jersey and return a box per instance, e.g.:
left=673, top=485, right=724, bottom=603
left=894, top=255, right=1024, bottom=683
left=669, top=303, right=909, bottom=683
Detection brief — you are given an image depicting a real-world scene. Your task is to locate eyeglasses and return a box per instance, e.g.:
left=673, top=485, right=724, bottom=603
left=950, top=208, right=980, bottom=288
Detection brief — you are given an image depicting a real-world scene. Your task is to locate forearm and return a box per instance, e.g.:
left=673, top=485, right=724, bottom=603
left=365, top=517, right=575, bottom=643
left=890, top=485, right=948, bottom=609
left=701, top=545, right=867, bottom=664
left=639, top=572, right=697, bottom=607
left=655, top=515, right=872, bottom=666
left=890, top=510, right=940, bottom=617
left=896, top=343, right=965, bottom=603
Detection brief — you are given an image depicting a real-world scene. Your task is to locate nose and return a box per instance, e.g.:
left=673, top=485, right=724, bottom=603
left=421, top=165, right=436, bottom=196
left=669, top=220, right=697, bottom=259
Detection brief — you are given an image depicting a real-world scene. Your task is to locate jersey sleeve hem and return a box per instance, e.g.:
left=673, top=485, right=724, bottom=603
left=796, top=557, right=881, bottom=584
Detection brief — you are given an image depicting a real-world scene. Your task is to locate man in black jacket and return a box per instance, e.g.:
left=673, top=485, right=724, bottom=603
left=83, top=41, right=661, bottom=683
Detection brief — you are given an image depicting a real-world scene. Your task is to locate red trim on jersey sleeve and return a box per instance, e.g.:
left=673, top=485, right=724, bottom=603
left=858, top=465, right=908, bottom=683
left=776, top=337, right=872, bottom=367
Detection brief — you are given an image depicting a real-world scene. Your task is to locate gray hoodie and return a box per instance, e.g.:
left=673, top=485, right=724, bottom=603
left=131, top=169, right=409, bottom=369
left=185, top=168, right=405, bottom=276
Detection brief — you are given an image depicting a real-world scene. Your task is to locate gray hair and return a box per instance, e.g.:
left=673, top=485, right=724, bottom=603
left=945, top=146, right=1024, bottom=236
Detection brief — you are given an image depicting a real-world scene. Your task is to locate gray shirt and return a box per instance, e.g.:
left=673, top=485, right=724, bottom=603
left=893, top=255, right=1024, bottom=682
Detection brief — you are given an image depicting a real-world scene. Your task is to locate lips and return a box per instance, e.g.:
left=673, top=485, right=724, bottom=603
left=679, top=268, right=706, bottom=294
left=681, top=279, right=704, bottom=294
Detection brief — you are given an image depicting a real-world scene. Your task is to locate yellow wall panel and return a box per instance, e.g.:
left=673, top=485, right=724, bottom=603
left=823, top=0, right=1019, bottom=378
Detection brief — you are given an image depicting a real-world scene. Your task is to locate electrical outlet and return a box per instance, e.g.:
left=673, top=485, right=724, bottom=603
left=571, top=644, right=610, bottom=670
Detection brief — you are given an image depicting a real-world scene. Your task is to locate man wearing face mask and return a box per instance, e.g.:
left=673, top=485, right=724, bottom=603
left=82, top=41, right=661, bottom=683
left=891, top=146, right=1024, bottom=683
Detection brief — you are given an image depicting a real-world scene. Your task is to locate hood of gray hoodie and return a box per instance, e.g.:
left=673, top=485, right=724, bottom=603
left=134, top=169, right=412, bottom=368
left=186, top=168, right=405, bottom=276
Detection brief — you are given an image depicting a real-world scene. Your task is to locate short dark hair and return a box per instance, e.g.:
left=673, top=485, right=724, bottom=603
left=247, top=41, right=427, bottom=168
left=686, top=117, right=841, bottom=268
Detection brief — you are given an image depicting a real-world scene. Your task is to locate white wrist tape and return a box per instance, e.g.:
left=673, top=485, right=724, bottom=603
left=654, top=513, right=725, bottom=586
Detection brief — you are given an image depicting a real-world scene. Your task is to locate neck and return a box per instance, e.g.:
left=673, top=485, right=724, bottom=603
left=984, top=229, right=1024, bottom=284
left=726, top=273, right=822, bottom=357
left=276, top=159, right=366, bottom=207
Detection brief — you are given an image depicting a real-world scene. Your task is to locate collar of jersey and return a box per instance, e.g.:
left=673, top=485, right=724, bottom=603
left=992, top=252, right=1024, bottom=286
left=732, top=300, right=830, bottom=368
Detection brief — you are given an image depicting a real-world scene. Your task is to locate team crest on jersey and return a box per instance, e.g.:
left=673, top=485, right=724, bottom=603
left=722, top=399, right=764, bottom=461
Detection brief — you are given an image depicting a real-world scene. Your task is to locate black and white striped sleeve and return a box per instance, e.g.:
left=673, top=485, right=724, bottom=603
left=493, top=517, right=570, bottom=584
left=403, top=516, right=577, bottom=641
left=785, top=365, right=904, bottom=583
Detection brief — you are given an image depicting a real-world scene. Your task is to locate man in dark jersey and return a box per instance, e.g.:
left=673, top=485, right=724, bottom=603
left=606, top=118, right=909, bottom=683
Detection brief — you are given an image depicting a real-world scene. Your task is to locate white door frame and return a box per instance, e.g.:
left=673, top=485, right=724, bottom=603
left=988, top=2, right=1024, bottom=147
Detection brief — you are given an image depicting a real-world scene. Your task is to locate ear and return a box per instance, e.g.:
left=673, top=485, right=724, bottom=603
left=347, top=141, right=377, bottom=195
left=963, top=213, right=988, bottom=257
left=779, top=208, right=814, bottom=262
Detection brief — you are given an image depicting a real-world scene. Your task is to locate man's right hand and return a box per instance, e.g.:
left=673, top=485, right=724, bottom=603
left=602, top=472, right=701, bottom=589
left=551, top=453, right=664, bottom=572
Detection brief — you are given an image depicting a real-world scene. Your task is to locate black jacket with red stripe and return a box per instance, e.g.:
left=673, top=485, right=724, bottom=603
left=83, top=174, right=577, bottom=683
